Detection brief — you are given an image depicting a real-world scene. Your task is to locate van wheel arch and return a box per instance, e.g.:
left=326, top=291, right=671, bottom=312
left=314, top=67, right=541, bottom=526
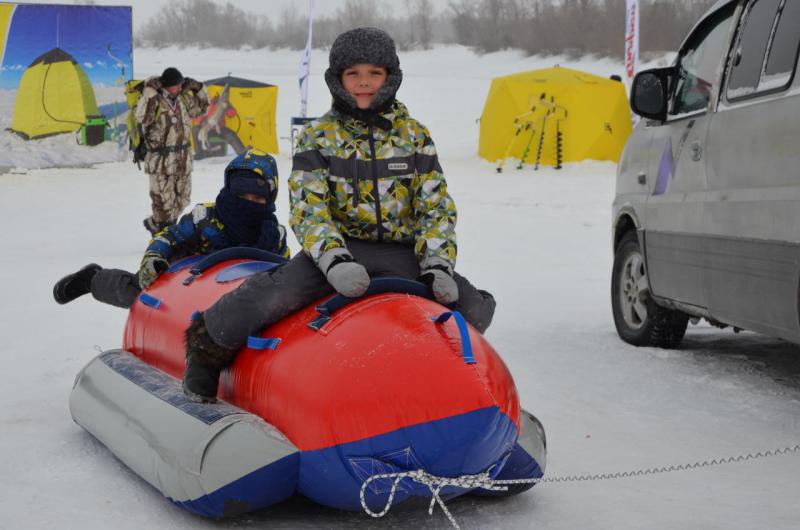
left=614, top=214, right=638, bottom=251
left=611, top=231, right=689, bottom=348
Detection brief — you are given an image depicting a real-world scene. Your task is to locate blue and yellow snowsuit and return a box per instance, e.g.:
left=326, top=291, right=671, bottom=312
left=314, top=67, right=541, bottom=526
left=142, top=202, right=290, bottom=269
left=88, top=203, right=289, bottom=310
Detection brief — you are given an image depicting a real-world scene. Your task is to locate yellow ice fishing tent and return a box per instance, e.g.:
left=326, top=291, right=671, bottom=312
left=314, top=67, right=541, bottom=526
left=479, top=66, right=632, bottom=168
left=11, top=47, right=100, bottom=139
left=204, top=75, right=279, bottom=154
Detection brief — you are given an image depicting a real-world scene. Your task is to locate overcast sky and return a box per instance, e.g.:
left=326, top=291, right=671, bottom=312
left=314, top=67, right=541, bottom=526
left=125, top=0, right=344, bottom=28
left=14, top=0, right=448, bottom=31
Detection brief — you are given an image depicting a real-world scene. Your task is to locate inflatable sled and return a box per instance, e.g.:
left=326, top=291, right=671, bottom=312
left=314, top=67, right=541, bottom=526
left=70, top=248, right=546, bottom=518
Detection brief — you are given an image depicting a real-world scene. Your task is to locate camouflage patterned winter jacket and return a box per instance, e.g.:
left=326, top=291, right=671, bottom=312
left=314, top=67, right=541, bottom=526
left=135, top=77, right=209, bottom=176
left=290, top=101, right=458, bottom=272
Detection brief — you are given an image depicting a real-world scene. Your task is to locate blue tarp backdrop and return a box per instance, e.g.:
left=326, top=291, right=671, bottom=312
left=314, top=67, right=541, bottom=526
left=0, top=3, right=132, bottom=89
left=0, top=3, right=132, bottom=160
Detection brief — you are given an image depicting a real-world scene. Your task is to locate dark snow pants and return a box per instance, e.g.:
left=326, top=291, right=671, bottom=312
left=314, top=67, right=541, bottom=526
left=204, top=239, right=497, bottom=350
left=90, top=268, right=141, bottom=309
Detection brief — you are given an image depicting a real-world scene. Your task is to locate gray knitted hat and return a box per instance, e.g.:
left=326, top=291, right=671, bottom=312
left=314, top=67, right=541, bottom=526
left=324, top=27, right=403, bottom=113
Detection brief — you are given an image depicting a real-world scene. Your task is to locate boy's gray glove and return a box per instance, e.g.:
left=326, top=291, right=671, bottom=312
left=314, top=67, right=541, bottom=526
left=418, top=261, right=459, bottom=305
left=319, top=248, right=370, bottom=298
left=138, top=255, right=169, bottom=289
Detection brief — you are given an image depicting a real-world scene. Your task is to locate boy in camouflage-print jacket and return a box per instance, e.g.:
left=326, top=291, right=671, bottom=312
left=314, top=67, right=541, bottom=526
left=290, top=99, right=457, bottom=278
left=183, top=27, right=496, bottom=404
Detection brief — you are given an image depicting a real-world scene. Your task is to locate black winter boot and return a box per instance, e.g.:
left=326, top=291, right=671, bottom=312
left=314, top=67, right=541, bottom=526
left=183, top=313, right=237, bottom=403
left=183, top=356, right=222, bottom=404
left=53, top=264, right=101, bottom=305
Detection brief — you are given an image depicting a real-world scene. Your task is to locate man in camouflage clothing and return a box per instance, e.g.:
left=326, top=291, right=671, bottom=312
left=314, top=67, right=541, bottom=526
left=182, top=27, right=496, bottom=403
left=137, top=67, right=210, bottom=235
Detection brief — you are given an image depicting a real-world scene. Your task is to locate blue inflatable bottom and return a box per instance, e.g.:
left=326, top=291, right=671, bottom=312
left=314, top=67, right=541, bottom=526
left=172, top=453, right=300, bottom=517
left=298, top=406, right=542, bottom=511
left=171, top=406, right=545, bottom=515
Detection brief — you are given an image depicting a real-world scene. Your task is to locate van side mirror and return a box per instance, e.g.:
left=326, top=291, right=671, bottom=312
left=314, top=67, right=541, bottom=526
left=630, top=67, right=674, bottom=122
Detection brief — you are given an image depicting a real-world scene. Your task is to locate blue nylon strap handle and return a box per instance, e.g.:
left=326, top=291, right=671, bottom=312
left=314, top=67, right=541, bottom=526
left=433, top=311, right=476, bottom=364
left=309, top=277, right=434, bottom=331
left=247, top=336, right=282, bottom=351
left=215, top=261, right=278, bottom=283
left=190, top=247, right=288, bottom=275
left=167, top=255, right=203, bottom=273
left=308, top=314, right=331, bottom=332
left=138, top=292, right=162, bottom=309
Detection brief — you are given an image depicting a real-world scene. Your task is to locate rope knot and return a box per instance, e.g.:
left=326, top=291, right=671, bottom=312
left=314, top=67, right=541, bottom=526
left=357, top=443, right=800, bottom=528
left=359, top=467, right=538, bottom=529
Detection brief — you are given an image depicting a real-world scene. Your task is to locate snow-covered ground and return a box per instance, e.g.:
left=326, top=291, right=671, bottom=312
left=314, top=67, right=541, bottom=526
left=0, top=85, right=129, bottom=169
left=1, top=46, right=799, bottom=530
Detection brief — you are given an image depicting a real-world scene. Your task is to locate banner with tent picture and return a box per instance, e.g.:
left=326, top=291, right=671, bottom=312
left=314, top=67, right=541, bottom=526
left=0, top=3, right=132, bottom=169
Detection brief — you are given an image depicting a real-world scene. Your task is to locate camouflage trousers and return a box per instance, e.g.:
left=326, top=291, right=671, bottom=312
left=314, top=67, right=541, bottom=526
left=148, top=170, right=191, bottom=224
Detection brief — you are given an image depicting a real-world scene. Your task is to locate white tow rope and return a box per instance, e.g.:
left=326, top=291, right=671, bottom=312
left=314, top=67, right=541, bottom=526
left=359, top=468, right=538, bottom=530
left=359, top=443, right=800, bottom=529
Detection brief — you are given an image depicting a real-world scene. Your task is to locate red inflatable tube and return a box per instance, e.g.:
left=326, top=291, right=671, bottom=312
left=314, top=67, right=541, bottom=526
left=122, top=252, right=534, bottom=511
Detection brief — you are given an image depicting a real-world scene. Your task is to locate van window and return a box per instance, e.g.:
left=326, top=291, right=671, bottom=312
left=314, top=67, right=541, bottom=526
left=727, top=0, right=781, bottom=99
left=762, top=0, right=800, bottom=90
left=671, top=4, right=736, bottom=116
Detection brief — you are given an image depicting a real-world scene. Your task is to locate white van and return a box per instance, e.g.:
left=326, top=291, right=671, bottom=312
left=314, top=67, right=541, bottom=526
left=612, top=0, right=800, bottom=347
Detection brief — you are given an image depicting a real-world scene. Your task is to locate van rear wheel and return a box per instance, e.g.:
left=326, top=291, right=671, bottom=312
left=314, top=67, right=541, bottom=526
left=611, top=231, right=688, bottom=348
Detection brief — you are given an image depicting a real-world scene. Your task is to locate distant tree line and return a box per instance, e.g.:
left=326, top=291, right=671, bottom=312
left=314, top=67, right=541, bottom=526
left=136, top=0, right=451, bottom=51
left=137, top=0, right=717, bottom=57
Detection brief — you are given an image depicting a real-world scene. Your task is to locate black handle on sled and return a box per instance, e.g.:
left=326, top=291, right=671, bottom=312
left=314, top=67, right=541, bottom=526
left=309, top=277, right=434, bottom=330
left=183, top=247, right=288, bottom=285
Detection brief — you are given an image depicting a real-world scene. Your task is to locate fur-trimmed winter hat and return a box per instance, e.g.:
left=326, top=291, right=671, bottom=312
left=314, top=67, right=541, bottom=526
left=160, top=67, right=184, bottom=87
left=324, top=27, right=402, bottom=116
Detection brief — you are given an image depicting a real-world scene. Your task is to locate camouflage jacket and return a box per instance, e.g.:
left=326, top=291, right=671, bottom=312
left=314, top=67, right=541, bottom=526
left=135, top=77, right=209, bottom=176
left=290, top=101, right=458, bottom=271
left=140, top=203, right=290, bottom=271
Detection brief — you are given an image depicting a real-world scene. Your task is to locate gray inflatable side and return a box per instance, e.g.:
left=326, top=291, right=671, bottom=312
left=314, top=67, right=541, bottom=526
left=519, top=408, right=547, bottom=474
left=470, top=407, right=546, bottom=498
left=69, top=350, right=300, bottom=517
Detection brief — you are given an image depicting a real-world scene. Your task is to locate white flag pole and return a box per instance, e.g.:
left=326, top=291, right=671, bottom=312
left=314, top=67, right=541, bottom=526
left=624, top=0, right=640, bottom=87
left=298, top=0, right=314, bottom=118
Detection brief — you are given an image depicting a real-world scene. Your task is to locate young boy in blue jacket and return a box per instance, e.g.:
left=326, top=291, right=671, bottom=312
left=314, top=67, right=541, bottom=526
left=53, top=148, right=289, bottom=309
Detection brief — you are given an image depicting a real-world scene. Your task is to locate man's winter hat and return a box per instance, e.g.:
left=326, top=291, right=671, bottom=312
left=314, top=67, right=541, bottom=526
left=324, top=27, right=403, bottom=116
left=160, top=67, right=184, bottom=87
left=223, top=149, right=278, bottom=203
